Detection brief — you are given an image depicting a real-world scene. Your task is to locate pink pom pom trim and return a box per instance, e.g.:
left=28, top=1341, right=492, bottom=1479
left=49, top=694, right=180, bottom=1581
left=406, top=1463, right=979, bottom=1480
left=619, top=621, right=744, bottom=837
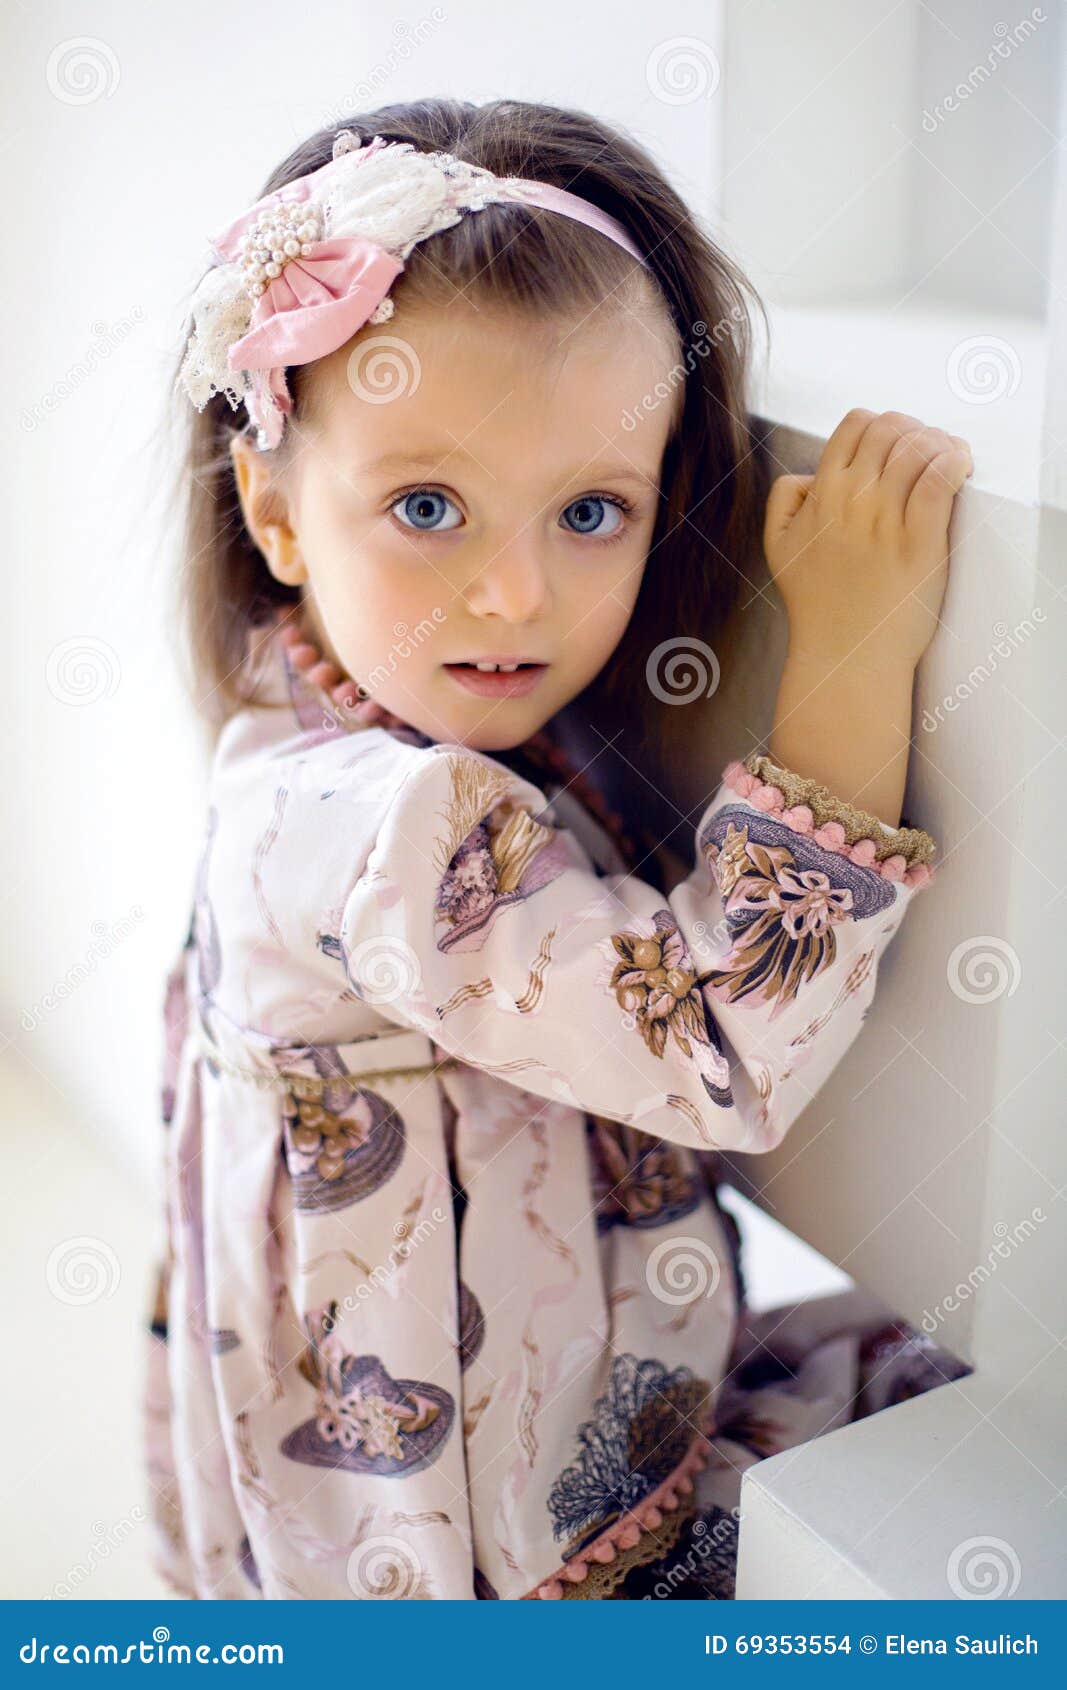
left=721, top=761, right=935, bottom=889
left=523, top=1424, right=714, bottom=1600
left=752, top=784, right=782, bottom=812
left=781, top=804, right=814, bottom=833
left=813, top=820, right=847, bottom=850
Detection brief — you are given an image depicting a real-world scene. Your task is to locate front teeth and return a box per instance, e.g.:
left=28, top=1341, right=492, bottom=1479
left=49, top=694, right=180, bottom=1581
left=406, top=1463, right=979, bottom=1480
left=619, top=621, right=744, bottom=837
left=474, top=661, right=520, bottom=671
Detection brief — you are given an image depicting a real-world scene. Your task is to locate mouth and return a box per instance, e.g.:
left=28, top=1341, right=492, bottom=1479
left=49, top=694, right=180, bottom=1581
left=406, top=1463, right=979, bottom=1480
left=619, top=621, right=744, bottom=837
left=443, top=660, right=549, bottom=699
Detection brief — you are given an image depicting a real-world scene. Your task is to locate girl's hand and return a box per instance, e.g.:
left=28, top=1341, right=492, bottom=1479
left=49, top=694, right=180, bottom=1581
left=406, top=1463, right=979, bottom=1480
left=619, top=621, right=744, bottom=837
left=764, top=409, right=973, bottom=672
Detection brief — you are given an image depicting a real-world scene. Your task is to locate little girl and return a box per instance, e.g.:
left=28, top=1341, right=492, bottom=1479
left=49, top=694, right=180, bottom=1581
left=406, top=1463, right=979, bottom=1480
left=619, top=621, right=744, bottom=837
left=144, top=98, right=971, bottom=1602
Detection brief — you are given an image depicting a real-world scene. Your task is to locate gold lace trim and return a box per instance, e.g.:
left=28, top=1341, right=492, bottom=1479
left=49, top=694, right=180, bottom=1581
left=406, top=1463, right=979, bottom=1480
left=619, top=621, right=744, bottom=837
left=556, top=1506, right=696, bottom=1601
left=195, top=1030, right=459, bottom=1098
left=744, top=753, right=937, bottom=866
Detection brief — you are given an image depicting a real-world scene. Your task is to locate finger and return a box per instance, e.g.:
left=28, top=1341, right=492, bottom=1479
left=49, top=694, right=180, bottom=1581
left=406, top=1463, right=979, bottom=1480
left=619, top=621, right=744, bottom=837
left=879, top=427, right=959, bottom=514
left=812, top=408, right=877, bottom=486
left=904, top=445, right=972, bottom=533
left=948, top=433, right=975, bottom=476
left=764, top=473, right=814, bottom=542
left=848, top=411, right=927, bottom=492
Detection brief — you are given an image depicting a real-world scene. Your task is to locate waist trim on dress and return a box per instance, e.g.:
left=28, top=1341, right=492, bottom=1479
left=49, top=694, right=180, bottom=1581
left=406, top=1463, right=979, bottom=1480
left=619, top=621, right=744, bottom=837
left=192, top=1023, right=461, bottom=1098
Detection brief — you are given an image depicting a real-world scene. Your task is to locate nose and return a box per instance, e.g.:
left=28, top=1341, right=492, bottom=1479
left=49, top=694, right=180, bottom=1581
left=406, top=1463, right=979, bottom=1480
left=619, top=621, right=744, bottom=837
left=462, top=531, right=553, bottom=622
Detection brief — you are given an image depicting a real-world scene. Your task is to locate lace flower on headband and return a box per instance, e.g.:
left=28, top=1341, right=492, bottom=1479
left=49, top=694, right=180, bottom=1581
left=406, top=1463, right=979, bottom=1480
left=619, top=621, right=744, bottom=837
left=177, top=130, right=647, bottom=450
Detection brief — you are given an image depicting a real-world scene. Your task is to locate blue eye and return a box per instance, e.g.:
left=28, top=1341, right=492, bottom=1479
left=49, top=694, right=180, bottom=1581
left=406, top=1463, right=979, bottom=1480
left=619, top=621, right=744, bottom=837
left=560, top=495, right=625, bottom=538
left=390, top=489, right=462, bottom=532
left=388, top=488, right=631, bottom=539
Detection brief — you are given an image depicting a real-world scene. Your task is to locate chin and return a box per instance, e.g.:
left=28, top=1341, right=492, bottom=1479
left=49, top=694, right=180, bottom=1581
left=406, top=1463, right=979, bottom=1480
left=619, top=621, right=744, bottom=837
left=454, top=726, right=531, bottom=754
left=488, top=701, right=556, bottom=743
left=427, top=697, right=550, bottom=755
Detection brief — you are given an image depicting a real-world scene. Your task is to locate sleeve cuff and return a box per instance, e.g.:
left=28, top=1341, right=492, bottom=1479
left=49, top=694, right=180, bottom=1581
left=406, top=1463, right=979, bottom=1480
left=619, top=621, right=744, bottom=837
left=721, top=751, right=938, bottom=887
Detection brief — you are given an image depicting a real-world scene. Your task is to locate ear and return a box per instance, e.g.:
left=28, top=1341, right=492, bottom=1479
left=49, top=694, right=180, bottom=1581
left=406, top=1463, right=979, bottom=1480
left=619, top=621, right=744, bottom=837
left=229, top=434, right=308, bottom=587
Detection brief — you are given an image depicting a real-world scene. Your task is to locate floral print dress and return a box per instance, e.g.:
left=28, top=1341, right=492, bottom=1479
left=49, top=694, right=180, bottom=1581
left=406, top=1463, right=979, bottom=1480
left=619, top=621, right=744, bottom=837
left=143, top=612, right=938, bottom=1601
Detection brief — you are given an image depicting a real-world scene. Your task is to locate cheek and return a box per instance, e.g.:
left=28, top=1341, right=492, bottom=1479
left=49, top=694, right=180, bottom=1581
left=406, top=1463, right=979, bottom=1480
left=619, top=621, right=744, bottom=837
left=566, top=551, right=647, bottom=645
left=327, top=573, right=429, bottom=677
left=304, top=517, right=432, bottom=643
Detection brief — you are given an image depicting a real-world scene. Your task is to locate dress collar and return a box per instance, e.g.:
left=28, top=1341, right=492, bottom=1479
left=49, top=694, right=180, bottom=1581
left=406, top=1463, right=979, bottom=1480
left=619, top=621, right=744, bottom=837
left=238, top=605, right=645, bottom=872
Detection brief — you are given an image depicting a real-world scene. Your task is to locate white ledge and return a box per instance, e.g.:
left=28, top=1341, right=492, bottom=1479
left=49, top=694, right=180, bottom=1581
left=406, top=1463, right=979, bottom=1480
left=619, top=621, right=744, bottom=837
left=751, top=299, right=1048, bottom=504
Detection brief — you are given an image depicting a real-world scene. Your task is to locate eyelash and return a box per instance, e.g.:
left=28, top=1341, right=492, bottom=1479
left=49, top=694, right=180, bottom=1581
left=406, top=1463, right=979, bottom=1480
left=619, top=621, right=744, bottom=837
left=385, top=487, right=638, bottom=545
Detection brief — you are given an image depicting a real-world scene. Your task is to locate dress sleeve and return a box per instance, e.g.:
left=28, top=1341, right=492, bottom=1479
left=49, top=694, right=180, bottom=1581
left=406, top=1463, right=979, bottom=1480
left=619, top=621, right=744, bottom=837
left=334, top=743, right=938, bottom=1155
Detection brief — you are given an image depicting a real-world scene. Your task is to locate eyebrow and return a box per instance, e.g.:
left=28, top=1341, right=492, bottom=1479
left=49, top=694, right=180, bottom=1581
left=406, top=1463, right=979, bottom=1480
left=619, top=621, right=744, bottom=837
left=356, top=447, right=659, bottom=487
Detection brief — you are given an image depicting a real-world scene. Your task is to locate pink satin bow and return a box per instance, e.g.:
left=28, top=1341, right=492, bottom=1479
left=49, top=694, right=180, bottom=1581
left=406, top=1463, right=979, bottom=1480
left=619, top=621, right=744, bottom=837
left=226, top=238, right=403, bottom=372
left=211, top=140, right=402, bottom=445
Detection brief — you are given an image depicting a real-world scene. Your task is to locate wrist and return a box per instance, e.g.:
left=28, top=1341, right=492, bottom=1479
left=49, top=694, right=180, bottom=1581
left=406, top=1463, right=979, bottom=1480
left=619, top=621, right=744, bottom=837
left=769, top=646, right=917, bottom=827
left=782, top=628, right=918, bottom=685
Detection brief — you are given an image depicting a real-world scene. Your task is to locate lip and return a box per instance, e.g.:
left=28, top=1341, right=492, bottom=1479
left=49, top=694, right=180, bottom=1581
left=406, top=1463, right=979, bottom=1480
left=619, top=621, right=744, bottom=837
left=448, top=654, right=548, bottom=666
left=443, top=661, right=549, bottom=699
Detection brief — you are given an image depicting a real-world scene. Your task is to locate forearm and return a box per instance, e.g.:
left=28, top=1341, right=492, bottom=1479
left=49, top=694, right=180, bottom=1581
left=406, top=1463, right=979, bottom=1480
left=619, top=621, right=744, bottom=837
left=768, top=639, right=917, bottom=829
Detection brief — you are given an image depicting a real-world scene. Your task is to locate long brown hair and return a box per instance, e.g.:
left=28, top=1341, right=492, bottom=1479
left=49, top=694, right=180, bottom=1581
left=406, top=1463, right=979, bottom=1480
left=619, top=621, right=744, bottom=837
left=165, top=97, right=770, bottom=809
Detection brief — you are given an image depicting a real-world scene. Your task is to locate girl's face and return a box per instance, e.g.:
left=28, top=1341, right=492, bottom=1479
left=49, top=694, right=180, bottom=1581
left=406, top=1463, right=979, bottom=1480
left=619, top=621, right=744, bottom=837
left=234, top=296, right=680, bottom=751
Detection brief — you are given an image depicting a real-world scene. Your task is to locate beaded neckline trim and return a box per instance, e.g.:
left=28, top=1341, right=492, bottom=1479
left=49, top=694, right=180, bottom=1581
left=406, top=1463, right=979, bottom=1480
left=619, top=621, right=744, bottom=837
left=266, top=608, right=645, bottom=867
left=257, top=609, right=937, bottom=891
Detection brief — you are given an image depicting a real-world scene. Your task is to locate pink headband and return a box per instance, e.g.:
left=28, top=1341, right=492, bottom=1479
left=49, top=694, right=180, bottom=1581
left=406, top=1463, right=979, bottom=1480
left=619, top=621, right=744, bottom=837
left=178, top=130, right=649, bottom=450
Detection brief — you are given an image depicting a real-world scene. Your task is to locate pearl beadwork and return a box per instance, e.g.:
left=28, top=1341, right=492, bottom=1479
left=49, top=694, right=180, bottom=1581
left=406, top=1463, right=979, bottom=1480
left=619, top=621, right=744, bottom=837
left=238, top=202, right=321, bottom=299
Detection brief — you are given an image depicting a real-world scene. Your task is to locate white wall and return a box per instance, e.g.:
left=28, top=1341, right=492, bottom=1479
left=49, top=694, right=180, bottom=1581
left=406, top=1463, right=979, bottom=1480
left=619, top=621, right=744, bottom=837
left=722, top=0, right=1060, bottom=315
left=710, top=0, right=1067, bottom=1370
